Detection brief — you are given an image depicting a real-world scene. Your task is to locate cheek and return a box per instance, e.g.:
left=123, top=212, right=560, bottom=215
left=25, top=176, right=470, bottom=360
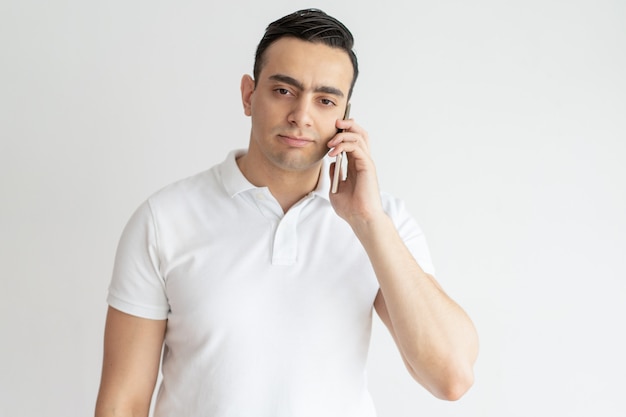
left=320, top=118, right=339, bottom=140
left=252, top=98, right=282, bottom=124
left=250, top=101, right=271, bottom=128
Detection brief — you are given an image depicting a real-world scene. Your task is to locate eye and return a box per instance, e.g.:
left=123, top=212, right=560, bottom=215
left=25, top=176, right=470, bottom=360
left=320, top=98, right=336, bottom=107
left=275, top=88, right=291, bottom=95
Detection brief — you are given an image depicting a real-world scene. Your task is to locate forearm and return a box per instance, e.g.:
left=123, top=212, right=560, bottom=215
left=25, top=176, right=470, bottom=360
left=352, top=213, right=478, bottom=400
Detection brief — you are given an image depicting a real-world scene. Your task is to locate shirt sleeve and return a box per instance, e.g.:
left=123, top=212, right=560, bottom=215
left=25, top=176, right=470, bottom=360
left=383, top=194, right=436, bottom=276
left=107, top=200, right=170, bottom=320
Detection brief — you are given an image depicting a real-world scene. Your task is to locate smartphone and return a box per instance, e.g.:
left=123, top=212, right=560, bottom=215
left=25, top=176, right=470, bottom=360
left=331, top=103, right=351, bottom=194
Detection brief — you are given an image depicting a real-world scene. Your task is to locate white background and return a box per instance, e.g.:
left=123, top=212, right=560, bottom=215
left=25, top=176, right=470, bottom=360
left=1, top=1, right=625, bottom=416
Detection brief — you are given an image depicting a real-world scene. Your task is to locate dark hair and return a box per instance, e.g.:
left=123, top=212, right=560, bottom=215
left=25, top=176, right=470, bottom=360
left=253, top=8, right=359, bottom=98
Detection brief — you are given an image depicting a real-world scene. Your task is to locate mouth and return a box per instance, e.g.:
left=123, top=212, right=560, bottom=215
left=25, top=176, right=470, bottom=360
left=278, top=134, right=313, bottom=148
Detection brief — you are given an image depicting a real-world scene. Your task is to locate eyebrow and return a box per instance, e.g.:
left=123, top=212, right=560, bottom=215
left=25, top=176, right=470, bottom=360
left=268, top=74, right=345, bottom=98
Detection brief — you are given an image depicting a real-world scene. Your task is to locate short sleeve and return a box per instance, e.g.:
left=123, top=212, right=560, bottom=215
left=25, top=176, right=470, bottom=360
left=107, top=200, right=170, bottom=320
left=383, top=195, right=436, bottom=276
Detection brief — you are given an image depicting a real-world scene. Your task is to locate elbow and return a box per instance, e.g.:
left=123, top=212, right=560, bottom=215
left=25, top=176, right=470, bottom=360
left=428, top=335, right=479, bottom=401
left=432, top=363, right=475, bottom=401
left=402, top=329, right=479, bottom=401
left=406, top=357, right=475, bottom=401
left=437, top=370, right=474, bottom=401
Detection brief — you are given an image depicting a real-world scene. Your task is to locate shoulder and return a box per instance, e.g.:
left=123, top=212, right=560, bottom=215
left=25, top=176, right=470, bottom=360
left=146, top=150, right=245, bottom=209
left=150, top=167, right=219, bottom=203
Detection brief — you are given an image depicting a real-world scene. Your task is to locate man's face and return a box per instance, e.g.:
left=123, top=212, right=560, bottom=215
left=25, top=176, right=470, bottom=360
left=242, top=37, right=353, bottom=174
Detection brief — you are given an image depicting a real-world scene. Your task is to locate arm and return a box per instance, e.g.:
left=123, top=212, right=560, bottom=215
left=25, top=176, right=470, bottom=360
left=328, top=119, right=478, bottom=401
left=95, top=306, right=167, bottom=417
left=362, top=218, right=477, bottom=400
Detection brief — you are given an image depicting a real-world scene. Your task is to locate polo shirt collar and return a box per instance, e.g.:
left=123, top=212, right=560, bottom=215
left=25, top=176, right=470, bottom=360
left=219, top=149, right=332, bottom=201
left=311, top=156, right=331, bottom=201
left=220, top=149, right=257, bottom=198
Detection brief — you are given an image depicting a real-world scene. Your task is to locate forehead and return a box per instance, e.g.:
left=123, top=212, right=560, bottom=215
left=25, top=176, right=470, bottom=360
left=259, top=37, right=353, bottom=92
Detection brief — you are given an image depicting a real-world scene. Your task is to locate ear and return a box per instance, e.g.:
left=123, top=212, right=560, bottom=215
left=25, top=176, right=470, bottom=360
left=240, top=74, right=255, bottom=116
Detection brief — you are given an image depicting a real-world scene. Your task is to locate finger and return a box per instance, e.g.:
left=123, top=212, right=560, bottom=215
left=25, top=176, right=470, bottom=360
left=336, top=119, right=370, bottom=142
left=329, top=124, right=369, bottom=145
left=335, top=118, right=353, bottom=131
left=329, top=133, right=370, bottom=155
left=329, top=140, right=371, bottom=162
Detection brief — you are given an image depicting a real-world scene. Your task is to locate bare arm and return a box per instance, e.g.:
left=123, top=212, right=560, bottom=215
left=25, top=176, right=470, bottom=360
left=95, top=306, right=167, bottom=417
left=328, top=118, right=478, bottom=400
left=362, top=217, right=478, bottom=400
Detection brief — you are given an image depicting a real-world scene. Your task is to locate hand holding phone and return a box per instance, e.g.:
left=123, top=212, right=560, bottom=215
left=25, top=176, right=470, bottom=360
left=331, top=103, right=351, bottom=194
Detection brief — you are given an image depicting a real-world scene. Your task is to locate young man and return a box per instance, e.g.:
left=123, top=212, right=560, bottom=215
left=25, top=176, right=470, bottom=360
left=95, top=9, right=478, bottom=417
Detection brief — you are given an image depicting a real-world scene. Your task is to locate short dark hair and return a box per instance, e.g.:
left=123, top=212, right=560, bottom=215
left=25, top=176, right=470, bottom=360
left=253, top=8, right=359, bottom=98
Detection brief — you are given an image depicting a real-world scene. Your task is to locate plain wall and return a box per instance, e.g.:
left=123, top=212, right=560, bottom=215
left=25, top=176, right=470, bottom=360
left=1, top=0, right=624, bottom=416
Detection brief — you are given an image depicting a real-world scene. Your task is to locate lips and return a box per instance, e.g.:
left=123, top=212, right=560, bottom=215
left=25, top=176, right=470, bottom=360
left=278, top=134, right=313, bottom=148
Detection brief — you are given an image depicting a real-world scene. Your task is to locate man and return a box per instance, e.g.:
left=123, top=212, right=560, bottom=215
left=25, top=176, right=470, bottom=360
left=95, top=8, right=478, bottom=417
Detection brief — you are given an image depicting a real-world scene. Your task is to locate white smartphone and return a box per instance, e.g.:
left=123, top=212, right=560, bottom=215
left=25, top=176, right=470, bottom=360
left=331, top=103, right=351, bottom=194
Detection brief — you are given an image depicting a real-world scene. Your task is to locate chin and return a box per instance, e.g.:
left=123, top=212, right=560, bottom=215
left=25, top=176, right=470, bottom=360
left=273, top=151, right=325, bottom=173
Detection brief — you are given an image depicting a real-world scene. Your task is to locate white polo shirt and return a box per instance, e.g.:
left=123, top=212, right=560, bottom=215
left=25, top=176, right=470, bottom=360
left=108, top=150, right=435, bottom=417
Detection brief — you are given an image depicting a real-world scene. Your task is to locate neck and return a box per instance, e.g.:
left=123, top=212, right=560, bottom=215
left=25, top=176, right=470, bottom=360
left=236, top=152, right=322, bottom=213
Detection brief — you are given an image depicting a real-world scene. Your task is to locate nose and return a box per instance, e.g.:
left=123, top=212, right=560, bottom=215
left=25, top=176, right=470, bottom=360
left=287, top=98, right=313, bottom=128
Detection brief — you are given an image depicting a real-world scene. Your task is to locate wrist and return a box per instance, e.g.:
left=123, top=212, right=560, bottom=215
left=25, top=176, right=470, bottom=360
left=349, top=210, right=394, bottom=242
